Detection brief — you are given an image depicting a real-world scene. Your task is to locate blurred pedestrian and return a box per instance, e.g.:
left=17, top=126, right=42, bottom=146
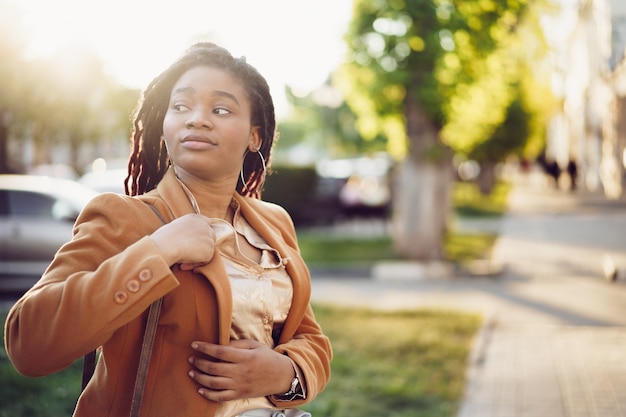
left=567, top=159, right=578, bottom=190
left=4, top=42, right=331, bottom=417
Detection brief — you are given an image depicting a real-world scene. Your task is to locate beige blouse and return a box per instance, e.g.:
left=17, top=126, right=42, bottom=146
left=214, top=200, right=295, bottom=417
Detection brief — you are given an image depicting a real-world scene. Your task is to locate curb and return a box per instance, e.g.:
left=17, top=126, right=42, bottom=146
left=457, top=308, right=498, bottom=417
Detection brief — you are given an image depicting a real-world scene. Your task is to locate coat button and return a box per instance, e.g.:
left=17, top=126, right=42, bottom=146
left=138, top=269, right=152, bottom=282
left=126, top=279, right=140, bottom=292
left=114, top=291, right=128, bottom=304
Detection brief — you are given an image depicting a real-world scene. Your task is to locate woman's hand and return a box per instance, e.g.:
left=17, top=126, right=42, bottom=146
left=150, top=214, right=216, bottom=269
left=187, top=339, right=295, bottom=402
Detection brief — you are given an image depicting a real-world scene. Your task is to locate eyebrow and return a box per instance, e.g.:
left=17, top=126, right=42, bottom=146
left=211, top=90, right=240, bottom=105
left=172, top=87, right=240, bottom=105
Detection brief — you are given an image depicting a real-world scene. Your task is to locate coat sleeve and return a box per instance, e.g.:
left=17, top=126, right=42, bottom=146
left=272, top=304, right=333, bottom=407
left=258, top=201, right=333, bottom=406
left=4, top=193, right=179, bottom=377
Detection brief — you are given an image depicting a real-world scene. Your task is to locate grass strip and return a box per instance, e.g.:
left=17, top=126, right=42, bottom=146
left=303, top=305, right=482, bottom=417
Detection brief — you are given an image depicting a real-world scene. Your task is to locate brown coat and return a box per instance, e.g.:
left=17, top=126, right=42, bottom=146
left=4, top=168, right=332, bottom=417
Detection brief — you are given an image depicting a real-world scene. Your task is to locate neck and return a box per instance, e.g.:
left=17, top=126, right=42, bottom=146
left=175, top=171, right=236, bottom=221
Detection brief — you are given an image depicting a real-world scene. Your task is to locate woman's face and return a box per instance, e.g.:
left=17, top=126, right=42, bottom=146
left=162, top=65, right=260, bottom=183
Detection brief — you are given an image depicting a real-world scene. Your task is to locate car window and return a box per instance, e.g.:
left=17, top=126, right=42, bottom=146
left=8, top=190, right=56, bottom=219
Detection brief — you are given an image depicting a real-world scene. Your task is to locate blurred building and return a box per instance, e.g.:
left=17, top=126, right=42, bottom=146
left=610, top=0, right=626, bottom=66
left=546, top=0, right=626, bottom=198
left=610, top=0, right=626, bottom=198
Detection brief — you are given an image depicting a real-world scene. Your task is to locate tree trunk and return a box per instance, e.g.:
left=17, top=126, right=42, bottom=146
left=476, top=160, right=497, bottom=195
left=392, top=158, right=452, bottom=260
left=0, top=109, right=10, bottom=174
left=392, top=90, right=453, bottom=261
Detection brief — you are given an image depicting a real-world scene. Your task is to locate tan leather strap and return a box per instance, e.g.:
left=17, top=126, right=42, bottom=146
left=129, top=296, right=163, bottom=417
left=81, top=349, right=97, bottom=389
left=129, top=203, right=167, bottom=417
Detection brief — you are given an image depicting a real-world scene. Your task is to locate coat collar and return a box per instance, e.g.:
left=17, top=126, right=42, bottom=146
left=147, top=167, right=311, bottom=344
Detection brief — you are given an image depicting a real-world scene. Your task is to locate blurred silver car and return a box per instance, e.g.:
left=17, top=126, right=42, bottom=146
left=0, top=175, right=98, bottom=292
left=79, top=168, right=127, bottom=194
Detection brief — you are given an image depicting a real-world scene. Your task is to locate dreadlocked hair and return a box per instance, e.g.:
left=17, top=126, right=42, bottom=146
left=125, top=42, right=277, bottom=198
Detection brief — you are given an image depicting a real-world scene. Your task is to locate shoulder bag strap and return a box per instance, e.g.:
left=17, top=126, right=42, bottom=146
left=81, top=349, right=97, bottom=389
left=129, top=296, right=163, bottom=417
left=130, top=203, right=167, bottom=417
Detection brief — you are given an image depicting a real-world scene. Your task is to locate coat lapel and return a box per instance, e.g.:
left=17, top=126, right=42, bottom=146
left=154, top=168, right=233, bottom=344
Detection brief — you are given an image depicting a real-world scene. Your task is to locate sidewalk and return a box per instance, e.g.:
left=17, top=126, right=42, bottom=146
left=309, top=175, right=626, bottom=417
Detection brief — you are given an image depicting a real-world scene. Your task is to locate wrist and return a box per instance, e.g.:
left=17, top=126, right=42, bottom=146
left=149, top=235, right=178, bottom=266
left=273, top=357, right=305, bottom=401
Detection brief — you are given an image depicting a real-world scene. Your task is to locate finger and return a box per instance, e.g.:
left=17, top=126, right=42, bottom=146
left=180, top=262, right=208, bottom=271
left=187, top=370, right=237, bottom=402
left=191, top=342, right=245, bottom=363
left=197, top=386, right=237, bottom=402
left=188, top=368, right=233, bottom=390
left=188, top=355, right=232, bottom=376
left=191, top=341, right=228, bottom=360
left=179, top=263, right=195, bottom=271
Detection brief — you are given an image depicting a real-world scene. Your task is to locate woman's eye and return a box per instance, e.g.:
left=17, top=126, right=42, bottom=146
left=173, top=103, right=190, bottom=112
left=214, top=107, right=231, bottom=115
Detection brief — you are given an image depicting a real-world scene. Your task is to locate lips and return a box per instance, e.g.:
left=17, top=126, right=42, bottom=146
left=182, top=134, right=217, bottom=146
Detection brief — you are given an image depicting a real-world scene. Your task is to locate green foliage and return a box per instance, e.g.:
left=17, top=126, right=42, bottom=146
left=262, top=165, right=320, bottom=225
left=468, top=94, right=530, bottom=163
left=297, top=235, right=397, bottom=266
left=338, top=0, right=551, bottom=163
left=0, top=318, right=83, bottom=416
left=298, top=232, right=498, bottom=266
left=452, top=180, right=510, bottom=216
left=279, top=83, right=387, bottom=160
left=304, top=305, right=482, bottom=417
left=444, top=233, right=498, bottom=263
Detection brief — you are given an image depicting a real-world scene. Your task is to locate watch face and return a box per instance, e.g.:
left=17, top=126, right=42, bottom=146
left=276, top=376, right=304, bottom=401
left=290, top=377, right=299, bottom=392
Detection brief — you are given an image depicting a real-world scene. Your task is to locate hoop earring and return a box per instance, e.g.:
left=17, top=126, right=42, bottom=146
left=240, top=149, right=266, bottom=192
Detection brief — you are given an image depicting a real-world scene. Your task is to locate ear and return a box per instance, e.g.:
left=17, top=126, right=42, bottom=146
left=248, top=126, right=262, bottom=151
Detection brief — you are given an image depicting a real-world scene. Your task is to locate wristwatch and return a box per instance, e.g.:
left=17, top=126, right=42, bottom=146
left=276, top=375, right=304, bottom=401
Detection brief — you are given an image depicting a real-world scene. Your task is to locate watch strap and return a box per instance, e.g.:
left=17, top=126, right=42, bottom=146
left=274, top=357, right=305, bottom=401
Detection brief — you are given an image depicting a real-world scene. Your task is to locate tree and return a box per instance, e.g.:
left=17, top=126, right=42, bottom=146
left=470, top=92, right=529, bottom=193
left=25, top=44, right=136, bottom=173
left=0, top=2, right=139, bottom=175
left=0, top=2, right=28, bottom=173
left=1, top=38, right=138, bottom=174
left=337, top=0, right=539, bottom=260
left=443, top=0, right=557, bottom=193
left=277, top=80, right=386, bottom=167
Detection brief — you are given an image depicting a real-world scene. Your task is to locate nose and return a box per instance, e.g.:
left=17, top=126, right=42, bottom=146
left=185, top=109, right=213, bottom=129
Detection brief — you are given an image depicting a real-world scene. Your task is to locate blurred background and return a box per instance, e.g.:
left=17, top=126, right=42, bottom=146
left=1, top=0, right=625, bottom=266
left=3, top=1, right=626, bottom=416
